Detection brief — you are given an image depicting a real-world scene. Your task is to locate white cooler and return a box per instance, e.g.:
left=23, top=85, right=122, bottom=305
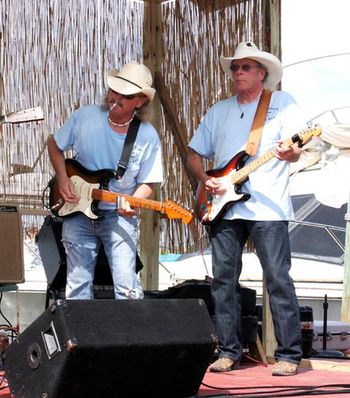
left=313, top=320, right=350, bottom=351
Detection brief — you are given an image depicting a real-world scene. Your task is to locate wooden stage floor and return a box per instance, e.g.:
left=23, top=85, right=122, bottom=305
left=1, top=358, right=350, bottom=397
left=199, top=358, right=350, bottom=397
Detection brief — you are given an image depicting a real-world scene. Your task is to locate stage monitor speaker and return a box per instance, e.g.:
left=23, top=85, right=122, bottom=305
left=0, top=204, right=24, bottom=283
left=5, top=299, right=217, bottom=398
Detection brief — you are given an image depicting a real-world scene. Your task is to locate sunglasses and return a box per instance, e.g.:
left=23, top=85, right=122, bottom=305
left=110, top=89, right=138, bottom=100
left=122, top=93, right=138, bottom=100
left=230, top=63, right=261, bottom=72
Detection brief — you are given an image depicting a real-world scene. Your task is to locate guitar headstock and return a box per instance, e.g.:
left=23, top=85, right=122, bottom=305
left=293, top=125, right=322, bottom=146
left=1, top=106, right=44, bottom=124
left=164, top=200, right=193, bottom=224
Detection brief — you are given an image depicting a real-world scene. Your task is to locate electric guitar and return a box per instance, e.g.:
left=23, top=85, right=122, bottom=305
left=195, top=126, right=322, bottom=225
left=49, top=159, right=193, bottom=224
left=0, top=107, right=44, bottom=124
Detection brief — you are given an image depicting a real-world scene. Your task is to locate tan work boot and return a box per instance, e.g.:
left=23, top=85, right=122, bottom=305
left=272, top=360, right=298, bottom=376
left=209, top=357, right=240, bottom=372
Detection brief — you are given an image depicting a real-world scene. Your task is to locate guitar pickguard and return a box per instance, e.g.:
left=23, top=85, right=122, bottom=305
left=58, top=176, right=100, bottom=219
left=201, top=172, right=250, bottom=223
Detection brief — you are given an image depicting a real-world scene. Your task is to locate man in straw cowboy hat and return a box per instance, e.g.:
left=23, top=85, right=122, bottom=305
left=186, top=42, right=304, bottom=376
left=47, top=61, right=163, bottom=300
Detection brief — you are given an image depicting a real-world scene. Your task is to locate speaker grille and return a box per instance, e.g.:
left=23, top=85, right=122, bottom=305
left=5, top=299, right=217, bottom=398
left=0, top=204, right=24, bottom=283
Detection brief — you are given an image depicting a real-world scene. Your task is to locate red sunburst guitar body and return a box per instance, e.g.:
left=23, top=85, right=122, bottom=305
left=195, top=151, right=250, bottom=225
left=195, top=126, right=322, bottom=225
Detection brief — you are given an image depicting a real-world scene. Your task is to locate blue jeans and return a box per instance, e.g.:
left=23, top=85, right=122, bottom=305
left=210, top=219, right=302, bottom=364
left=62, top=211, right=143, bottom=300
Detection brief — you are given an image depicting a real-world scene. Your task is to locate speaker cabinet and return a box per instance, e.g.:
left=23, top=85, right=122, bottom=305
left=37, top=216, right=114, bottom=296
left=37, top=216, right=143, bottom=300
left=0, top=204, right=24, bottom=283
left=5, top=299, right=217, bottom=398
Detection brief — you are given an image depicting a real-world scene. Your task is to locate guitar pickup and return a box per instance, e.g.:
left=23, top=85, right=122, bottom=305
left=51, top=198, right=63, bottom=211
left=116, top=196, right=125, bottom=210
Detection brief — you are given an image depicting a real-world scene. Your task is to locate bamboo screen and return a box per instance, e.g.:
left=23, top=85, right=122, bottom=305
left=0, top=0, right=265, bottom=253
left=158, top=0, right=264, bottom=252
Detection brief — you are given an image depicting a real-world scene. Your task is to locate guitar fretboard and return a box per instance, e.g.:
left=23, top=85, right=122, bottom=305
left=232, top=149, right=273, bottom=184
left=92, top=189, right=164, bottom=213
left=231, top=129, right=318, bottom=185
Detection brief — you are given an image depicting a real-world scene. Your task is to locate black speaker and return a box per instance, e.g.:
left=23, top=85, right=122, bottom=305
left=37, top=216, right=143, bottom=300
left=157, top=279, right=257, bottom=316
left=255, top=305, right=314, bottom=358
left=37, top=215, right=114, bottom=293
left=5, top=299, right=217, bottom=398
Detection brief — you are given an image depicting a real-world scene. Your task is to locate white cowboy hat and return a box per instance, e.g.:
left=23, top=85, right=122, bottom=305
left=107, top=61, right=156, bottom=101
left=220, top=42, right=283, bottom=89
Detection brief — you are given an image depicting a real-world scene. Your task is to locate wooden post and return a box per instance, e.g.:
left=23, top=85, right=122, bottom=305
left=261, top=0, right=281, bottom=360
left=262, top=277, right=277, bottom=363
left=341, top=192, right=350, bottom=322
left=154, top=72, right=198, bottom=194
left=140, top=0, right=162, bottom=290
left=266, top=0, right=281, bottom=60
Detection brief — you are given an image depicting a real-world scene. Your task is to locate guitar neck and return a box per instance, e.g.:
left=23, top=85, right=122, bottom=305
left=0, top=107, right=44, bottom=124
left=92, top=189, right=164, bottom=213
left=232, top=137, right=294, bottom=184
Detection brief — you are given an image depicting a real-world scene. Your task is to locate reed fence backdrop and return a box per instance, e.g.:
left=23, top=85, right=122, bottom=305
left=1, top=0, right=276, bottom=255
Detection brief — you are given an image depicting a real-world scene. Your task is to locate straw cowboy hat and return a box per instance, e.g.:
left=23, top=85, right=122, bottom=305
left=107, top=61, right=156, bottom=101
left=220, top=42, right=283, bottom=89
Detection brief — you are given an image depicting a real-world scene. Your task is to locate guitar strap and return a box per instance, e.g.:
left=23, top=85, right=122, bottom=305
left=245, top=89, right=272, bottom=156
left=115, top=117, right=141, bottom=179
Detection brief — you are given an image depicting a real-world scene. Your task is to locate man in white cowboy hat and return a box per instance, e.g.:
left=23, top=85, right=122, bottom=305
left=186, top=42, right=305, bottom=376
left=47, top=61, right=163, bottom=301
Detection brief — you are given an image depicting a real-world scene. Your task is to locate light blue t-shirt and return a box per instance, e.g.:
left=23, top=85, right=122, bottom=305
left=189, top=91, right=306, bottom=221
left=54, top=105, right=163, bottom=208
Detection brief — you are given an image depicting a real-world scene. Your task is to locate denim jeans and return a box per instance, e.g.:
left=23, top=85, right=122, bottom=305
left=210, top=219, right=302, bottom=364
left=62, top=211, right=143, bottom=300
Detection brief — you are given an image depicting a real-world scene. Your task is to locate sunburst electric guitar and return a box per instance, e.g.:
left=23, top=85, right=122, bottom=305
left=195, top=126, right=322, bottom=225
left=49, top=159, right=193, bottom=225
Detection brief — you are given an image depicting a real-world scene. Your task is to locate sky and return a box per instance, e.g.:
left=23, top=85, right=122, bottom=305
left=281, top=0, right=350, bottom=125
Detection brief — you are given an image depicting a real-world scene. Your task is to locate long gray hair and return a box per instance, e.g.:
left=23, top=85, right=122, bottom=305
left=101, top=91, right=153, bottom=122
